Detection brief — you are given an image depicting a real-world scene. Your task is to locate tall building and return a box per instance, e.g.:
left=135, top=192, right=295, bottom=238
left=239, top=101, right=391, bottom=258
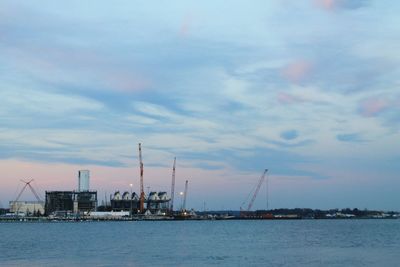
left=78, top=170, right=90, bottom=192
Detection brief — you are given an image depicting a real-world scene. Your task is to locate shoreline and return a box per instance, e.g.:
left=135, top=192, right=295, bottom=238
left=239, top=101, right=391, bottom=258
left=0, top=216, right=398, bottom=223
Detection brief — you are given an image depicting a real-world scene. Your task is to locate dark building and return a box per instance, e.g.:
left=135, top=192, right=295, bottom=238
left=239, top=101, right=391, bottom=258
left=45, top=191, right=97, bottom=215
left=110, top=191, right=169, bottom=214
left=110, top=191, right=140, bottom=213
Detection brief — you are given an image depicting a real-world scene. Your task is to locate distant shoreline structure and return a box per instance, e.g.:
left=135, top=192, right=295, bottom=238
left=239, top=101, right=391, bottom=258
left=1, top=208, right=399, bottom=222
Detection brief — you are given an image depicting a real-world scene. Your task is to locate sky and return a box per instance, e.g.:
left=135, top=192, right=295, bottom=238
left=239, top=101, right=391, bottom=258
left=1, top=0, right=399, bottom=211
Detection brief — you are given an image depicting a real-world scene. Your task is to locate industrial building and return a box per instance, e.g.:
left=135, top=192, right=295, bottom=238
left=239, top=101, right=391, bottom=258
left=110, top=191, right=170, bottom=214
left=9, top=201, right=44, bottom=216
left=45, top=191, right=97, bottom=215
left=45, top=170, right=97, bottom=215
left=7, top=143, right=185, bottom=219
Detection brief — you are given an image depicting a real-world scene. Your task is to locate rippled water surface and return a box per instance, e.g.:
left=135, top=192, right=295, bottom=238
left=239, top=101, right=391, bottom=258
left=1, top=220, right=399, bottom=266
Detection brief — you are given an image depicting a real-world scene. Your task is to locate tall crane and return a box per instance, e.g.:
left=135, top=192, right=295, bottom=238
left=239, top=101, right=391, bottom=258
left=138, top=143, right=145, bottom=213
left=241, top=169, right=268, bottom=212
left=13, top=179, right=43, bottom=215
left=170, top=157, right=176, bottom=212
left=14, top=179, right=43, bottom=203
left=182, top=180, right=188, bottom=212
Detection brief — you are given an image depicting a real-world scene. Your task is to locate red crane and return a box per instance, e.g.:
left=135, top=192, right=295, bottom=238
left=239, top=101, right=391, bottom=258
left=138, top=143, right=145, bottom=213
left=170, top=157, right=176, bottom=212
left=241, top=169, right=268, bottom=212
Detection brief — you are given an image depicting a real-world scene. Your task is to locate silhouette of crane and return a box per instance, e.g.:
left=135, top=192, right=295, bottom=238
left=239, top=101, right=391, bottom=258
left=14, top=179, right=43, bottom=203
left=240, top=169, right=268, bottom=214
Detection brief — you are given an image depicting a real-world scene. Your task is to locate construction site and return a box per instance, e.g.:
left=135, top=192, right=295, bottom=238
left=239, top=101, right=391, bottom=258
left=2, top=143, right=196, bottom=220
left=1, top=143, right=275, bottom=221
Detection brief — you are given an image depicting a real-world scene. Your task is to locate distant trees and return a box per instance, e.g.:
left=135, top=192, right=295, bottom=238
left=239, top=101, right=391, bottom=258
left=253, top=208, right=395, bottom=219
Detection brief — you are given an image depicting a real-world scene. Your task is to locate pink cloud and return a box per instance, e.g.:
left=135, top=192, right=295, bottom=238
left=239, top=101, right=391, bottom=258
left=104, top=72, right=151, bottom=92
left=7, top=45, right=151, bottom=93
left=179, top=14, right=193, bottom=37
left=282, top=59, right=313, bottom=84
left=315, top=0, right=338, bottom=10
left=359, top=98, right=390, bottom=117
left=277, top=91, right=305, bottom=105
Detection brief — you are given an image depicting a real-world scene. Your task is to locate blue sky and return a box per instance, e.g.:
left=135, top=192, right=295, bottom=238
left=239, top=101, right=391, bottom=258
left=1, top=0, right=399, bottom=210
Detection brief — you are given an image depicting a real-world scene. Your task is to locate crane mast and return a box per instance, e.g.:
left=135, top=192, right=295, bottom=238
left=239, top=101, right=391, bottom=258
left=247, top=169, right=268, bottom=211
left=182, top=180, right=188, bottom=212
left=170, top=157, right=176, bottom=212
left=138, top=143, right=145, bottom=213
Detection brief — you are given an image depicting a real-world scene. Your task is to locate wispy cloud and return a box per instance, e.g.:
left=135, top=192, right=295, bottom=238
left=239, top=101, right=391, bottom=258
left=336, top=133, right=365, bottom=142
left=358, top=97, right=390, bottom=117
left=281, top=59, right=313, bottom=84
left=280, top=130, right=299, bottom=140
left=314, top=0, right=370, bottom=11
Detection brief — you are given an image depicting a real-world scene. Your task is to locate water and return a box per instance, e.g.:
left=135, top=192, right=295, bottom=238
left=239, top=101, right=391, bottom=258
left=0, top=220, right=399, bottom=266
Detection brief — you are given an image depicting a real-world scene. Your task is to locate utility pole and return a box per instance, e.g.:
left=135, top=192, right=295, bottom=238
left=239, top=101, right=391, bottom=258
left=170, top=157, right=176, bottom=213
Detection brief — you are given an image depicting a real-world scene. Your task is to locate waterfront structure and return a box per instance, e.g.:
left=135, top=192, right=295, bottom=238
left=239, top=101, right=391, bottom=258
left=45, top=191, right=97, bottom=215
left=78, top=170, right=90, bottom=192
left=9, top=201, right=44, bottom=216
left=110, top=191, right=170, bottom=214
left=45, top=170, right=97, bottom=215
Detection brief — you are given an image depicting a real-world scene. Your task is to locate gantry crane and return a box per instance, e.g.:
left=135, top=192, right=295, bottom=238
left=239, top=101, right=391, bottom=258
left=138, top=143, right=145, bottom=213
left=241, top=169, right=268, bottom=215
left=170, top=157, right=176, bottom=213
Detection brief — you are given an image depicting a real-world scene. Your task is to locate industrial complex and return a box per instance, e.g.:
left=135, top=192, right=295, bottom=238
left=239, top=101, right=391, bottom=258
left=3, top=143, right=395, bottom=221
left=4, top=143, right=188, bottom=220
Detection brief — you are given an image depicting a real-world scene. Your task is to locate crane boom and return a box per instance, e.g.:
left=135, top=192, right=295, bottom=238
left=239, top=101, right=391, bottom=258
left=182, top=180, right=188, bottom=211
left=138, top=143, right=145, bottom=213
left=14, top=180, right=32, bottom=203
left=170, top=157, right=176, bottom=212
left=27, top=183, right=43, bottom=202
left=14, top=179, right=42, bottom=202
left=247, top=169, right=268, bottom=211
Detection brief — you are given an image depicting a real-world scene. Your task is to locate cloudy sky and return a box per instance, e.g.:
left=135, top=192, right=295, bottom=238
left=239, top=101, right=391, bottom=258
left=1, top=0, right=399, bottom=210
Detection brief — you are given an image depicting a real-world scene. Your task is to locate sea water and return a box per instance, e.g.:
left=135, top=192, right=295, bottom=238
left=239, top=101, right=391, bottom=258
left=0, top=219, right=399, bottom=266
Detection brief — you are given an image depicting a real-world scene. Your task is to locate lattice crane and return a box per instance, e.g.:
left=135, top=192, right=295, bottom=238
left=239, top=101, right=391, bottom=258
left=241, top=169, right=268, bottom=212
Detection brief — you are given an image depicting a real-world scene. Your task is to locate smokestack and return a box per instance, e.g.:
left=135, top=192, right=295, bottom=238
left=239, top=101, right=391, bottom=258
left=78, top=170, right=90, bottom=192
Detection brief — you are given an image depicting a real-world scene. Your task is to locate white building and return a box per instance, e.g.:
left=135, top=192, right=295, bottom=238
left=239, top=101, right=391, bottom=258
left=9, top=201, right=45, bottom=216
left=78, top=170, right=90, bottom=192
